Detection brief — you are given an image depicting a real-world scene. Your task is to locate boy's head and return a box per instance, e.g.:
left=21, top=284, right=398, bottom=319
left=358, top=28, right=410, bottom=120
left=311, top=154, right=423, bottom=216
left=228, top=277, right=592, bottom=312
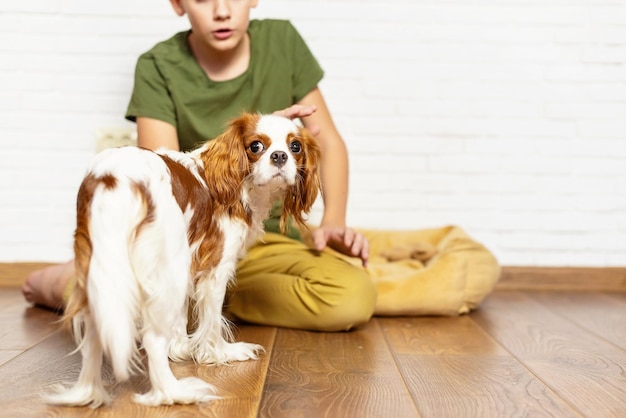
left=169, top=0, right=258, bottom=53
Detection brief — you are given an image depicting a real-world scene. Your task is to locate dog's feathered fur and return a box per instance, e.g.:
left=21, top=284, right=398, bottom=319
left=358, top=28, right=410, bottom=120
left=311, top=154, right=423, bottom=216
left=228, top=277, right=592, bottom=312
left=47, top=113, right=320, bottom=407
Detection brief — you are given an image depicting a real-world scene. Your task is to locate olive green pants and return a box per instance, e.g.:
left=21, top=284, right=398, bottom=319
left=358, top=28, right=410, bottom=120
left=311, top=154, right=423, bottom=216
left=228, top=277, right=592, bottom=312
left=226, top=233, right=377, bottom=332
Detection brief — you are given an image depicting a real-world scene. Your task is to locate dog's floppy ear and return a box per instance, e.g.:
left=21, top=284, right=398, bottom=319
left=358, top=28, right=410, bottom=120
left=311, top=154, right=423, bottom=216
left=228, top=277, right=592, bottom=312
left=202, top=113, right=258, bottom=207
left=281, top=126, right=321, bottom=231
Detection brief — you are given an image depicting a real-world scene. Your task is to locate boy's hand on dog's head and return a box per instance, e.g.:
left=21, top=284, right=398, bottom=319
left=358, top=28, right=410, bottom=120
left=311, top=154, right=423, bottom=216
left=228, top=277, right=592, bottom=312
left=274, top=105, right=320, bottom=136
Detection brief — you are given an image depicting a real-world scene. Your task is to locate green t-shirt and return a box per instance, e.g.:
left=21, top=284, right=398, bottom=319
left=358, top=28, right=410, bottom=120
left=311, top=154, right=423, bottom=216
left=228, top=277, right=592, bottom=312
left=125, top=19, right=323, bottom=239
left=125, top=19, right=324, bottom=151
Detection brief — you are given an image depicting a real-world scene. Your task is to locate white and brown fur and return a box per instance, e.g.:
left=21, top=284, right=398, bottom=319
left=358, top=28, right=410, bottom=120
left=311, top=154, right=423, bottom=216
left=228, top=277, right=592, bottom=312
left=47, top=113, right=320, bottom=407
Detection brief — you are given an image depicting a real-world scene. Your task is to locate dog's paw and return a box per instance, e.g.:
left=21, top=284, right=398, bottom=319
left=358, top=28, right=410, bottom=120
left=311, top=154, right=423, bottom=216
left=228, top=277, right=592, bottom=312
left=222, top=341, right=265, bottom=362
left=133, top=377, right=218, bottom=406
left=169, top=336, right=193, bottom=361
left=193, top=341, right=265, bottom=364
left=45, top=382, right=110, bottom=408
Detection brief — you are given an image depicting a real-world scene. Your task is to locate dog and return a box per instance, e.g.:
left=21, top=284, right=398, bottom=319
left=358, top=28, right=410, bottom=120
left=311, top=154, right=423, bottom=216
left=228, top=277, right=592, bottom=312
left=46, top=113, right=321, bottom=407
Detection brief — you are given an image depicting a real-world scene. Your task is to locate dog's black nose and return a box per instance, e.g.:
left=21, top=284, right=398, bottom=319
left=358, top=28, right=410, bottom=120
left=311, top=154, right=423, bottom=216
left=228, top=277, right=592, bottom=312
left=271, top=151, right=288, bottom=168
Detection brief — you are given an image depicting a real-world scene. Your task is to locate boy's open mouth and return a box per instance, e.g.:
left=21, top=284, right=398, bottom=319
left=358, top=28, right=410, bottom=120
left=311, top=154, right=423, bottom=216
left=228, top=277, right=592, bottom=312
left=214, top=29, right=233, bottom=40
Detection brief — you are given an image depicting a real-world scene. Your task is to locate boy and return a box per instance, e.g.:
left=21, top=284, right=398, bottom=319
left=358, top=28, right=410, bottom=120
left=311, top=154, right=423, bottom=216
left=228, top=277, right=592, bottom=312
left=23, top=0, right=377, bottom=331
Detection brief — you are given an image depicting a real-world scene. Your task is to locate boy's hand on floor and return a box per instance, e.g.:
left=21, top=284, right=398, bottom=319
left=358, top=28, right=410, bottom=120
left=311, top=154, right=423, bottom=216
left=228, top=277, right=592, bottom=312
left=312, top=226, right=369, bottom=267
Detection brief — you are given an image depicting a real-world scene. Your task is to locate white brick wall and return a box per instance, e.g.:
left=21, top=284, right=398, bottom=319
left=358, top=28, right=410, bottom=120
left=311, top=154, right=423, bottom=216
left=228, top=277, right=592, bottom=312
left=1, top=0, right=625, bottom=267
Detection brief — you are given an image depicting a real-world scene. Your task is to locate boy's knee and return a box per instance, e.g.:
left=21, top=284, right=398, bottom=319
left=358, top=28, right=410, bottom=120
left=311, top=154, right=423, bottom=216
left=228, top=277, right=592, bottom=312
left=314, top=269, right=377, bottom=332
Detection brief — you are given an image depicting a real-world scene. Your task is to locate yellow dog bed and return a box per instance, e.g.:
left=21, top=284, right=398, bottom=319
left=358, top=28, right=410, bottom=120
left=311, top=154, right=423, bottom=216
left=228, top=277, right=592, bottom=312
left=321, top=225, right=501, bottom=316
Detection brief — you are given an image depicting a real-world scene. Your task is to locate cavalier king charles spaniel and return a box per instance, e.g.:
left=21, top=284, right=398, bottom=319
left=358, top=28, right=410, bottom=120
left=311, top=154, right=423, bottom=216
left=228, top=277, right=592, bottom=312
left=47, top=113, right=320, bottom=407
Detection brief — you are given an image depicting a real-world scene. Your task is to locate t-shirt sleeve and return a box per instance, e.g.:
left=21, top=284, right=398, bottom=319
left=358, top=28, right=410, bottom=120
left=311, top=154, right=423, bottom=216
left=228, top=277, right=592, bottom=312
left=286, top=21, right=324, bottom=103
left=125, top=54, right=177, bottom=126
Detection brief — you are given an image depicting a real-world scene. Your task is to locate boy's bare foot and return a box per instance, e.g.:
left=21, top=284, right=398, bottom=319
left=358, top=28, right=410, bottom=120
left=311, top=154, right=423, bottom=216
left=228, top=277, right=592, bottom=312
left=22, top=260, right=74, bottom=311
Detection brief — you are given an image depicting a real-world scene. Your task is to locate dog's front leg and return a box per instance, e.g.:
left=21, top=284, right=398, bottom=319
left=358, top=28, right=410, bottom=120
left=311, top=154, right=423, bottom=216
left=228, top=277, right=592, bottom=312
left=168, top=298, right=193, bottom=361
left=190, top=275, right=263, bottom=364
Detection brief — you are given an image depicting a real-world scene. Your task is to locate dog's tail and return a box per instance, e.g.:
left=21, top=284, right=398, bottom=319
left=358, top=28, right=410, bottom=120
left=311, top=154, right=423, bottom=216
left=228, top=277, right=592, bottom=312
left=68, top=174, right=147, bottom=382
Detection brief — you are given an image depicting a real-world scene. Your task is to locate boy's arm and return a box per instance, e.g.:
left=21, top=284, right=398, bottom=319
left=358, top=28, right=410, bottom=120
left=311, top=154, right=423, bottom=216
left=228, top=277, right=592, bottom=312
left=136, top=117, right=180, bottom=151
left=297, top=87, right=369, bottom=266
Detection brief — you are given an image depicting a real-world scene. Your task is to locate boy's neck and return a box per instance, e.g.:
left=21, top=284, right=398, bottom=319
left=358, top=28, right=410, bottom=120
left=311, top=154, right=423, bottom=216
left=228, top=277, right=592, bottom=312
left=188, top=32, right=251, bottom=82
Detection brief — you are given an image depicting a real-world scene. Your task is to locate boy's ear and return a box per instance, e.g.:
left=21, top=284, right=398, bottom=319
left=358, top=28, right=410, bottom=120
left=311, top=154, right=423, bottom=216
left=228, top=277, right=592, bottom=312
left=169, top=0, right=186, bottom=16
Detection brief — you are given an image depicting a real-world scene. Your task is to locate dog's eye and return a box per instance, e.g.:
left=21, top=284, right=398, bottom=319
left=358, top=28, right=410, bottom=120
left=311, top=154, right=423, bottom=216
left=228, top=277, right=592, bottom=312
left=249, top=141, right=265, bottom=154
left=289, top=141, right=302, bottom=154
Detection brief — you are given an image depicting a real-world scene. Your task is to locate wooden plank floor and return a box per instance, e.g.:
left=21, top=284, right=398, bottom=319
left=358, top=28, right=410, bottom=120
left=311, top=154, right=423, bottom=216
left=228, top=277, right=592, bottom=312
left=1, top=286, right=625, bottom=417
